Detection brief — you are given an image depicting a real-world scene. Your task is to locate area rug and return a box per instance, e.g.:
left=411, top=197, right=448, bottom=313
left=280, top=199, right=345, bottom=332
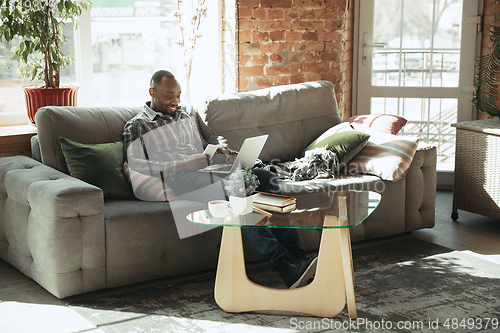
left=66, top=236, right=500, bottom=333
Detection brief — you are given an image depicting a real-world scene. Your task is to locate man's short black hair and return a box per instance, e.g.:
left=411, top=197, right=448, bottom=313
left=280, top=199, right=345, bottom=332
left=150, top=70, right=175, bottom=89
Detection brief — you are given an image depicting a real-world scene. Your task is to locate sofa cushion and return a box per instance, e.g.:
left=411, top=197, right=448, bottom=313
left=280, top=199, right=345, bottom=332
left=302, top=122, right=370, bottom=168
left=346, top=130, right=419, bottom=181
left=204, top=81, right=342, bottom=163
left=35, top=106, right=143, bottom=173
left=348, top=114, right=407, bottom=135
left=59, top=137, right=135, bottom=199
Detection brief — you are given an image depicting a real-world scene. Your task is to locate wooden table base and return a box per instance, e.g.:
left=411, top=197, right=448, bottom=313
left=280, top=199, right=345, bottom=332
left=214, top=212, right=357, bottom=318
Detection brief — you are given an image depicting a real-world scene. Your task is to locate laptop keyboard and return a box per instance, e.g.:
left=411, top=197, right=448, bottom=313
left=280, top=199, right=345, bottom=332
left=203, top=164, right=233, bottom=171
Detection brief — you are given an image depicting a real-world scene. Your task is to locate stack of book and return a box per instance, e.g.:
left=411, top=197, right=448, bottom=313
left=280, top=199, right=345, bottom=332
left=253, top=192, right=297, bottom=213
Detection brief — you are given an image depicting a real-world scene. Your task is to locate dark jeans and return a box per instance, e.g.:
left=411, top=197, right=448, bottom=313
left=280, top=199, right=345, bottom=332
left=171, top=168, right=303, bottom=269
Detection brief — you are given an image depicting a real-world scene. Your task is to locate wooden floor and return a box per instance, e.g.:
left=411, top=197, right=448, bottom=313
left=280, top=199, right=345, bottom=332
left=412, top=190, right=500, bottom=263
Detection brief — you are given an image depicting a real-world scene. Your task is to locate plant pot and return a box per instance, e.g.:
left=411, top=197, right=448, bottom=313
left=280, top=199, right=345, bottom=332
left=23, top=86, right=79, bottom=124
left=229, top=195, right=253, bottom=216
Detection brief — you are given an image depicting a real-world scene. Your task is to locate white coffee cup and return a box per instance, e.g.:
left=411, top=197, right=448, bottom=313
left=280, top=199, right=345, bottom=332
left=208, top=200, right=229, bottom=218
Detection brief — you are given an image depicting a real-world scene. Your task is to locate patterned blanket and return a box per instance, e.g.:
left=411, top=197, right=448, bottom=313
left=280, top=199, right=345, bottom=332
left=254, top=147, right=339, bottom=181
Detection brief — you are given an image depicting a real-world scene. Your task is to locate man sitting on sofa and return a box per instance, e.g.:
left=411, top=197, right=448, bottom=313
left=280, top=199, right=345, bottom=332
left=123, top=70, right=317, bottom=289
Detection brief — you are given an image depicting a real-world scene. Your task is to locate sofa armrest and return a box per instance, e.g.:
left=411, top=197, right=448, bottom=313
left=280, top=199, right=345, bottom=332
left=0, top=155, right=106, bottom=298
left=30, top=135, right=41, bottom=162
left=404, top=146, right=437, bottom=231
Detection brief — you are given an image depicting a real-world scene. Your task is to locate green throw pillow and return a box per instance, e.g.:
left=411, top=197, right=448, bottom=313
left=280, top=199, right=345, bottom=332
left=303, top=122, right=371, bottom=167
left=59, top=137, right=135, bottom=199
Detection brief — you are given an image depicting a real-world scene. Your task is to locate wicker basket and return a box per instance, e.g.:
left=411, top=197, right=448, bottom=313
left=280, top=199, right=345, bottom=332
left=452, top=118, right=500, bottom=220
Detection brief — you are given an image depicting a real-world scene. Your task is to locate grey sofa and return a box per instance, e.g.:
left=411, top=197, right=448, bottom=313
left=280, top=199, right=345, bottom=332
left=0, top=81, right=436, bottom=298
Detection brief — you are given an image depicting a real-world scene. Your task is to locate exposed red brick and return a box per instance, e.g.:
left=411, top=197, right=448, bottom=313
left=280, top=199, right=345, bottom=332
left=261, top=0, right=293, bottom=8
left=331, top=64, right=341, bottom=74
left=285, top=9, right=300, bottom=19
left=305, top=52, right=321, bottom=61
left=239, top=21, right=259, bottom=31
left=239, top=0, right=260, bottom=8
left=289, top=51, right=305, bottom=62
left=325, top=19, right=343, bottom=30
left=239, top=43, right=260, bottom=53
left=292, top=20, right=325, bottom=31
left=259, top=21, right=289, bottom=31
left=270, top=31, right=286, bottom=42
left=335, top=0, right=347, bottom=9
left=240, top=66, right=264, bottom=77
left=254, top=76, right=272, bottom=87
left=239, top=7, right=253, bottom=19
left=238, top=78, right=251, bottom=90
left=253, top=8, right=267, bottom=19
left=302, top=31, right=318, bottom=41
left=307, top=42, right=326, bottom=52
left=235, top=0, right=355, bottom=118
left=290, top=73, right=305, bottom=84
left=239, top=31, right=252, bottom=43
left=267, top=64, right=299, bottom=75
left=304, top=72, right=322, bottom=81
left=270, top=53, right=284, bottom=63
left=299, top=10, right=318, bottom=20
left=285, top=31, right=302, bottom=41
left=253, top=32, right=269, bottom=42
left=299, top=62, right=329, bottom=73
left=252, top=54, right=269, bottom=65
left=268, top=9, right=284, bottom=20
left=327, top=42, right=343, bottom=52
left=272, top=75, right=291, bottom=86
left=318, top=31, right=336, bottom=41
left=239, top=54, right=252, bottom=66
left=321, top=51, right=338, bottom=62
left=295, top=0, right=325, bottom=8
left=321, top=73, right=337, bottom=83
left=260, top=42, right=292, bottom=53
left=319, top=10, right=335, bottom=19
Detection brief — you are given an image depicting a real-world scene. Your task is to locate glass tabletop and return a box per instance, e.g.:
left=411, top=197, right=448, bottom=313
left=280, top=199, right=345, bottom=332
left=186, top=190, right=382, bottom=229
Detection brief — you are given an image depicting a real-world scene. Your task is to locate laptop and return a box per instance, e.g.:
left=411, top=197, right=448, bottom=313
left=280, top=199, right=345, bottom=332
left=199, top=134, right=269, bottom=175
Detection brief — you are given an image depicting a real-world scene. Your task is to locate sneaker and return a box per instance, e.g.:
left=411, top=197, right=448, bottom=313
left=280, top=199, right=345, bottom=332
left=275, top=254, right=318, bottom=289
left=287, top=246, right=308, bottom=261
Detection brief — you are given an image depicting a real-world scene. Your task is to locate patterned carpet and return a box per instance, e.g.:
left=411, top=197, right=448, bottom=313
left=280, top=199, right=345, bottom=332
left=66, top=236, right=500, bottom=333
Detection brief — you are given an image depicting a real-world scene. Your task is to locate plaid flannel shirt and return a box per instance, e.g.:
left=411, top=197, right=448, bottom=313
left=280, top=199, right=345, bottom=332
left=123, top=102, right=206, bottom=182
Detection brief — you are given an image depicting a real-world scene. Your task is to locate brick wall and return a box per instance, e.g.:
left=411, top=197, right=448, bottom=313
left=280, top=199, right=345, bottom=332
left=236, top=0, right=354, bottom=119
left=232, top=1, right=500, bottom=120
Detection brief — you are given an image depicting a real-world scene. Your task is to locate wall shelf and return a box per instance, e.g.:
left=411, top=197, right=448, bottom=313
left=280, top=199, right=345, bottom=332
left=0, top=124, right=37, bottom=153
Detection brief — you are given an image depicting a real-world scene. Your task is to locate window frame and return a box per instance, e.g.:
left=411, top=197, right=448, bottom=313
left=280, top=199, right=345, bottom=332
left=0, top=0, right=226, bottom=126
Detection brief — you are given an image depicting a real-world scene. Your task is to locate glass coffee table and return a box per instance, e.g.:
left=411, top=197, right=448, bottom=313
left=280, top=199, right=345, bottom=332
left=186, top=190, right=381, bottom=318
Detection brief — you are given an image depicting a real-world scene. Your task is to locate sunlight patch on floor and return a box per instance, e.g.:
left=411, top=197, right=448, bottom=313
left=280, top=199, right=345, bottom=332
left=0, top=302, right=104, bottom=333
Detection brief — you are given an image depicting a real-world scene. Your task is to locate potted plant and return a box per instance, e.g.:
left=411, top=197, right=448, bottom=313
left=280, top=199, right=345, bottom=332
left=0, top=0, right=91, bottom=124
left=473, top=20, right=500, bottom=117
left=225, top=168, right=259, bottom=215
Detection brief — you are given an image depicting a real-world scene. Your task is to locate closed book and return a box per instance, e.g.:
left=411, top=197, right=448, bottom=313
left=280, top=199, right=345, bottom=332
left=254, top=202, right=297, bottom=213
left=253, top=192, right=297, bottom=207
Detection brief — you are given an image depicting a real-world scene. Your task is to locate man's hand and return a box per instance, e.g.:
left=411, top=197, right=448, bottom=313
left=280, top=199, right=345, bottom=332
left=177, top=154, right=210, bottom=172
left=214, top=147, right=238, bottom=165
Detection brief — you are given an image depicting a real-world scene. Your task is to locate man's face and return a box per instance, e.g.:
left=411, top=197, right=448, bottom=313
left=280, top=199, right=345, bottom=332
left=149, top=77, right=182, bottom=115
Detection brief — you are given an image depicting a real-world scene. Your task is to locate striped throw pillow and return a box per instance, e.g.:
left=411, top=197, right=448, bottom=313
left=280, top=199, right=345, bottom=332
left=348, top=114, right=408, bottom=135
left=123, top=162, right=176, bottom=201
left=346, top=130, right=419, bottom=181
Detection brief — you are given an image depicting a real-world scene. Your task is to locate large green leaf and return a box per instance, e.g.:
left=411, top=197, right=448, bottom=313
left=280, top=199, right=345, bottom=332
left=474, top=23, right=500, bottom=117
left=0, top=1, right=91, bottom=87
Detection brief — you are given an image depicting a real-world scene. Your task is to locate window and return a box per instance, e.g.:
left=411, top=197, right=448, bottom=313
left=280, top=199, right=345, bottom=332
left=0, top=19, right=79, bottom=125
left=0, top=0, right=223, bottom=125
left=355, top=0, right=479, bottom=186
